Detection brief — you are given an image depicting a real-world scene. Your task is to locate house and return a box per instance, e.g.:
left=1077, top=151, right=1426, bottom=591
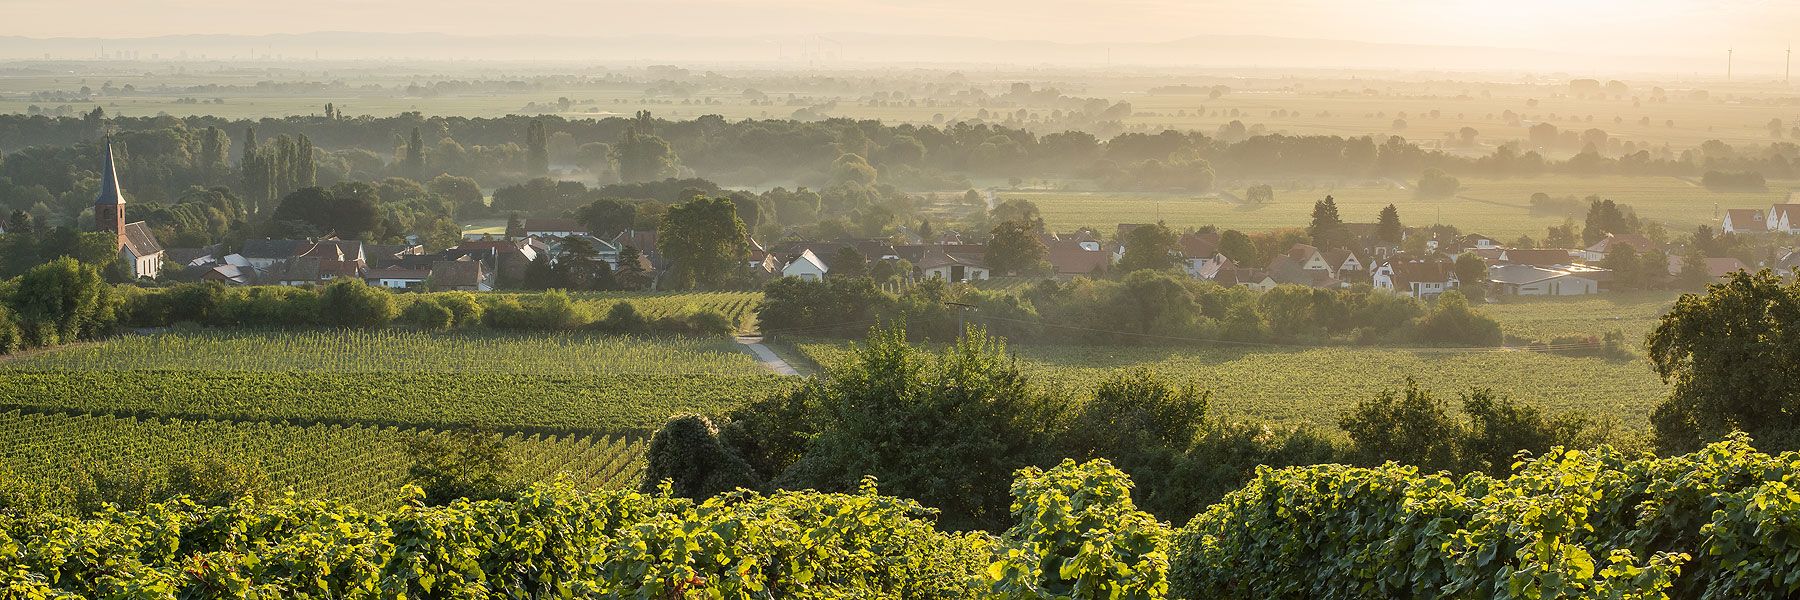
left=1703, top=257, right=1749, bottom=280
left=430, top=259, right=491, bottom=291
left=1769, top=203, right=1800, bottom=233
left=516, top=218, right=588, bottom=238
left=781, top=249, right=828, bottom=281
left=164, top=245, right=222, bottom=269
left=1776, top=250, right=1800, bottom=275
left=201, top=264, right=251, bottom=285
left=1279, top=244, right=1335, bottom=276
left=1046, top=240, right=1111, bottom=277
left=1578, top=234, right=1659, bottom=261
left=449, top=239, right=540, bottom=285
left=365, top=266, right=431, bottom=290
left=1497, top=248, right=1577, bottom=267
left=1374, top=261, right=1459, bottom=298
left=1462, top=234, right=1501, bottom=250
left=364, top=244, right=425, bottom=267
left=611, top=229, right=665, bottom=270
left=1323, top=249, right=1367, bottom=277
left=1179, top=232, right=1224, bottom=277
left=1722, top=208, right=1769, bottom=234
left=1266, top=255, right=1341, bottom=288
left=920, top=247, right=990, bottom=283
left=92, top=141, right=164, bottom=280
left=1488, top=264, right=1600, bottom=296
left=269, top=257, right=365, bottom=286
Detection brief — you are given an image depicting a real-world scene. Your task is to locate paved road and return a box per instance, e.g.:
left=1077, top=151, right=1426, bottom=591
left=735, top=336, right=800, bottom=376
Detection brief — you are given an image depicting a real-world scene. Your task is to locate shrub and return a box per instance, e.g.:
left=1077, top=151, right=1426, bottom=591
left=641, top=414, right=760, bottom=499
left=317, top=277, right=398, bottom=328
left=596, top=300, right=649, bottom=335
left=399, top=297, right=455, bottom=329
left=989, top=459, right=1170, bottom=599
left=1414, top=290, right=1501, bottom=346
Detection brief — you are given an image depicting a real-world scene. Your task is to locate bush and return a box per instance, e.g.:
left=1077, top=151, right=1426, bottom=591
left=641, top=414, right=760, bottom=499
left=484, top=289, right=582, bottom=329
left=1170, top=436, right=1800, bottom=599
left=399, top=297, right=455, bottom=329
left=1414, top=290, right=1501, bottom=346
left=317, top=277, right=398, bottom=328
left=405, top=428, right=522, bottom=504
left=428, top=291, right=484, bottom=326
left=989, top=459, right=1170, bottom=599
left=651, top=307, right=735, bottom=337
left=596, top=300, right=649, bottom=335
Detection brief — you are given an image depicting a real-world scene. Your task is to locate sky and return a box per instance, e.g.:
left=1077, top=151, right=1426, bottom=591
left=3, top=0, right=1795, bottom=66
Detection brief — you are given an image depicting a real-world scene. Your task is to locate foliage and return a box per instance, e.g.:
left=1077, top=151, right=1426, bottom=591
left=641, top=414, right=760, bottom=499
left=658, top=196, right=748, bottom=289
left=1116, top=222, right=1181, bottom=273
left=1416, top=290, right=1503, bottom=346
left=317, top=277, right=399, bottom=328
left=4, top=257, right=119, bottom=349
left=777, top=327, right=1053, bottom=531
left=986, top=219, right=1051, bottom=276
left=989, top=460, right=1170, bottom=599
left=406, top=427, right=523, bottom=504
left=1647, top=269, right=1800, bottom=452
left=1170, top=435, right=1800, bottom=600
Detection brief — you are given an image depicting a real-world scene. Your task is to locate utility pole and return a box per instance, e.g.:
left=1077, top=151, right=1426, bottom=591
left=1727, top=47, right=1733, bottom=81
left=945, top=301, right=975, bottom=337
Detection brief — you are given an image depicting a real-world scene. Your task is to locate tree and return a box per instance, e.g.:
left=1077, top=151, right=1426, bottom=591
left=1341, top=379, right=1464, bottom=472
left=428, top=174, right=485, bottom=216
left=658, top=196, right=747, bottom=289
left=1217, top=229, right=1257, bottom=265
left=404, top=127, right=425, bottom=180
left=1058, top=369, right=1208, bottom=513
left=986, top=220, right=1050, bottom=276
left=267, top=186, right=380, bottom=240
left=614, top=245, right=649, bottom=290
left=6, top=257, right=117, bottom=347
left=1375, top=204, right=1403, bottom=244
left=1415, top=168, right=1460, bottom=199
left=1415, top=290, right=1501, bottom=346
left=990, top=198, right=1043, bottom=230
left=1244, top=184, right=1274, bottom=204
left=641, top=414, right=759, bottom=499
left=1601, top=244, right=1643, bottom=290
left=573, top=198, right=639, bottom=239
left=1452, top=253, right=1488, bottom=301
left=406, top=428, right=520, bottom=504
left=1545, top=220, right=1580, bottom=248
left=1307, top=195, right=1345, bottom=249
left=776, top=327, right=1051, bottom=530
left=317, top=278, right=397, bottom=328
left=293, top=134, right=316, bottom=189
left=1647, top=270, right=1800, bottom=452
left=1582, top=197, right=1636, bottom=245
left=613, top=127, right=679, bottom=183
left=829, top=246, right=868, bottom=278
left=1116, top=222, right=1181, bottom=273
left=525, top=119, right=549, bottom=177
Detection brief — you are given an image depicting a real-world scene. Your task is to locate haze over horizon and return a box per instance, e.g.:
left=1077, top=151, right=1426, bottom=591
left=2, top=0, right=1797, bottom=75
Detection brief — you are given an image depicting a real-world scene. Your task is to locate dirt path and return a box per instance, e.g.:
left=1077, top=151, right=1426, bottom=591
left=735, top=336, right=800, bottom=376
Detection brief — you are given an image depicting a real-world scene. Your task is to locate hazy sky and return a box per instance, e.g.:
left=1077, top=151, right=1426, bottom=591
left=6, top=0, right=1795, bottom=59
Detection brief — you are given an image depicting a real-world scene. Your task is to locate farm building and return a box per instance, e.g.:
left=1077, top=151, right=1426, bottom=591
left=1488, top=264, right=1601, bottom=296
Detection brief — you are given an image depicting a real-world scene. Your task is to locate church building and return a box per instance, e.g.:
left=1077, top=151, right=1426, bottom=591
left=94, top=140, right=164, bottom=279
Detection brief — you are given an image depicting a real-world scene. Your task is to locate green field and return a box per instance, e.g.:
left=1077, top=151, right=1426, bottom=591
left=0, top=409, right=644, bottom=510
left=1012, top=175, right=1797, bottom=240
left=792, top=339, right=1665, bottom=430
left=1484, top=290, right=1684, bottom=344
left=0, top=330, right=793, bottom=434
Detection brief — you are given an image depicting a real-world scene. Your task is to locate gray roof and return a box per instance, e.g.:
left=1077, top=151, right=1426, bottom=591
left=95, top=140, right=124, bottom=207
left=121, top=221, right=162, bottom=257
left=240, top=239, right=309, bottom=259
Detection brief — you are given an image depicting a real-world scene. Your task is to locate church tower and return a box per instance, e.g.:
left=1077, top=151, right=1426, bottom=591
left=94, top=139, right=125, bottom=247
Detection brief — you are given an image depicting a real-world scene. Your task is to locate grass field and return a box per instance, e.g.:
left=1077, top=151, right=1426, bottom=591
left=1010, top=175, right=1798, bottom=240
left=0, top=409, right=645, bottom=510
left=0, top=330, right=793, bottom=434
left=791, top=339, right=1666, bottom=431
left=1484, top=290, right=1684, bottom=345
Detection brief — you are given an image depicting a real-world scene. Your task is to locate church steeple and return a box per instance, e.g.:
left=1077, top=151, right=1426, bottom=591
left=94, top=139, right=125, bottom=243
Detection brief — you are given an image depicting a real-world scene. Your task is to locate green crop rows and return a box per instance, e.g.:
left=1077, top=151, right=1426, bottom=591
left=0, top=409, right=646, bottom=510
left=0, top=330, right=794, bottom=435
left=793, top=339, right=1666, bottom=429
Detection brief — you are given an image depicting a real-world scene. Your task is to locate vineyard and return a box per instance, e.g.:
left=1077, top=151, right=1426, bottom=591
left=1483, top=290, right=1682, bottom=345
left=566, top=291, right=763, bottom=332
left=0, top=409, right=645, bottom=510
left=791, top=339, right=1666, bottom=429
left=0, top=331, right=793, bottom=434
left=3, top=441, right=1798, bottom=598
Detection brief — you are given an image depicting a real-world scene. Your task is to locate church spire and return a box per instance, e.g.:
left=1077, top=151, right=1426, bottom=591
left=95, top=138, right=124, bottom=207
